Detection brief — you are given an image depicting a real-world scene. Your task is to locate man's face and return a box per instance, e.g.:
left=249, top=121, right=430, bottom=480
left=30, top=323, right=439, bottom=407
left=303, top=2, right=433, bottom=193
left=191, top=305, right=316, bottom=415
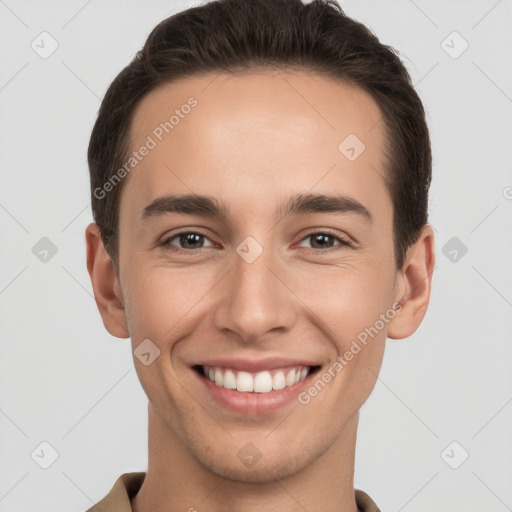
left=114, top=70, right=406, bottom=481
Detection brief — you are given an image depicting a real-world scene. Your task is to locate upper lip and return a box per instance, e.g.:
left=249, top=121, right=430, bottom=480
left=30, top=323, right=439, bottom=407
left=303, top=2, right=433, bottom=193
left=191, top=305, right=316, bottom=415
left=193, top=357, right=322, bottom=373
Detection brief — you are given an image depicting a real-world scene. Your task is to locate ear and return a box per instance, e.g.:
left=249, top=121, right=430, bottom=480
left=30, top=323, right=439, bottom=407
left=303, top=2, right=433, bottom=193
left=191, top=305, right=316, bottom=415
left=85, top=222, right=130, bottom=338
left=387, top=224, right=436, bottom=340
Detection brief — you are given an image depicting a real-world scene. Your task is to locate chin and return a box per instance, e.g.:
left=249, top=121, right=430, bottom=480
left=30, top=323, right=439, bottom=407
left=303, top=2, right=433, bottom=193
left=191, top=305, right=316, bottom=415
left=205, top=454, right=311, bottom=484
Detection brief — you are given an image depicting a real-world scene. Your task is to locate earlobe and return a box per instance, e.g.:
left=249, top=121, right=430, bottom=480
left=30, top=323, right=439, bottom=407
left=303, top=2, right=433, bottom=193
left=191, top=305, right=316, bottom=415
left=387, top=224, right=436, bottom=340
left=85, top=222, right=130, bottom=339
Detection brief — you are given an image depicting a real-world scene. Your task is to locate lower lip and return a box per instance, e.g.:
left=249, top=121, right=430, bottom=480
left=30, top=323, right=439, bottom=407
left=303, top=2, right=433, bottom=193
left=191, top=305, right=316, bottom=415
left=193, top=367, right=319, bottom=415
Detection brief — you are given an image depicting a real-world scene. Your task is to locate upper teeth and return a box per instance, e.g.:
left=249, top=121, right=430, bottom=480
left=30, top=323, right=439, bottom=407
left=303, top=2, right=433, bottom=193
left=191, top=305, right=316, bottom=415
left=202, top=365, right=310, bottom=393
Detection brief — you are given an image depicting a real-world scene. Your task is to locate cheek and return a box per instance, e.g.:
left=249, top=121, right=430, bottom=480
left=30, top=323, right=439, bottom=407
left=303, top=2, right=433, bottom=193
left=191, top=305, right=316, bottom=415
left=298, top=263, right=393, bottom=400
left=122, top=264, right=212, bottom=341
left=301, top=263, right=394, bottom=340
left=301, top=271, right=391, bottom=414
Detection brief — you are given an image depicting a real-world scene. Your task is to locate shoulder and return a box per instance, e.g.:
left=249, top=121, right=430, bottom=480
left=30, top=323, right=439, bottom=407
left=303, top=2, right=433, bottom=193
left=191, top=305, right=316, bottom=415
left=84, top=472, right=146, bottom=512
left=355, top=488, right=381, bottom=512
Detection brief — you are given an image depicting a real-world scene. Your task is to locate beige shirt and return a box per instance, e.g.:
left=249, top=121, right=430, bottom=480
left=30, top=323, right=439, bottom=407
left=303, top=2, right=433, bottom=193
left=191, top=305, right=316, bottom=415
left=85, top=472, right=381, bottom=512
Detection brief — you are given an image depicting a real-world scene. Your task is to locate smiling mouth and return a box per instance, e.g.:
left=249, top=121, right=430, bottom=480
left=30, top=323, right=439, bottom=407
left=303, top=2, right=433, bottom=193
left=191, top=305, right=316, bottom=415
left=193, top=364, right=322, bottom=394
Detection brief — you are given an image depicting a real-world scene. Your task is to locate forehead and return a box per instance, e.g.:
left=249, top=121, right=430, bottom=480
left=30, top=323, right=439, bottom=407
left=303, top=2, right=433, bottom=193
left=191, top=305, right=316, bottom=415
left=121, top=69, right=390, bottom=223
left=129, top=69, right=384, bottom=148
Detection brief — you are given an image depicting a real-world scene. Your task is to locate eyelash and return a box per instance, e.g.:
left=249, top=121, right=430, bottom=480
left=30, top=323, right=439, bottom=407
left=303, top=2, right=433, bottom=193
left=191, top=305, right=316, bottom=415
left=159, top=229, right=353, bottom=254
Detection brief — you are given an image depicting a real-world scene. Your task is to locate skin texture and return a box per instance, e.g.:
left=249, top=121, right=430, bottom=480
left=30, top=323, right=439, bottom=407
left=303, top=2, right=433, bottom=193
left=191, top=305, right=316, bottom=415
left=86, top=69, right=435, bottom=512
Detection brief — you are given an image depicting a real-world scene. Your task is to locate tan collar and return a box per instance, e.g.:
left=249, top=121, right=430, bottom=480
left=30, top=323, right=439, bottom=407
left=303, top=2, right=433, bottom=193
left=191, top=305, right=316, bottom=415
left=86, top=472, right=381, bottom=512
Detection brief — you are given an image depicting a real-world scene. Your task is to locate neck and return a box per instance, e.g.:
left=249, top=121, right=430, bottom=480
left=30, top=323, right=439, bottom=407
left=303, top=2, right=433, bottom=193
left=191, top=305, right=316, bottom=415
left=131, top=404, right=360, bottom=512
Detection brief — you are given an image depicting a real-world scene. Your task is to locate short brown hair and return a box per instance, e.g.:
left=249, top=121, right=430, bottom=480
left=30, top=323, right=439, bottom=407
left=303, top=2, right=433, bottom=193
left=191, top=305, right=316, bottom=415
left=88, top=0, right=432, bottom=273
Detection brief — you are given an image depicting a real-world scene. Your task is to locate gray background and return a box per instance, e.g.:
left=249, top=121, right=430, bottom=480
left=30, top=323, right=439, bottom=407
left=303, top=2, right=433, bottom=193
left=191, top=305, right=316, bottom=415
left=1, top=0, right=511, bottom=510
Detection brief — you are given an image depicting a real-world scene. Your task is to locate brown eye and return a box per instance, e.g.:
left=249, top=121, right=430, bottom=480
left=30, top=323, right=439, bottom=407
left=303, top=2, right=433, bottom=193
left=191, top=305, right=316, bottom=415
left=298, top=232, right=352, bottom=251
left=160, top=231, right=215, bottom=252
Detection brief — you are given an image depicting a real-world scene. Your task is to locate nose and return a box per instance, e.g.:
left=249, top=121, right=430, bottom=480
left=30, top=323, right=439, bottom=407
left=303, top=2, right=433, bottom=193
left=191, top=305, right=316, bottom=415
left=213, top=240, right=297, bottom=343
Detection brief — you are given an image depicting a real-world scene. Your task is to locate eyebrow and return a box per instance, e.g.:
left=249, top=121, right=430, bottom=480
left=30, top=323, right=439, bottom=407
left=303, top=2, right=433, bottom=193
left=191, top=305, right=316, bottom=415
left=140, top=192, right=373, bottom=224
